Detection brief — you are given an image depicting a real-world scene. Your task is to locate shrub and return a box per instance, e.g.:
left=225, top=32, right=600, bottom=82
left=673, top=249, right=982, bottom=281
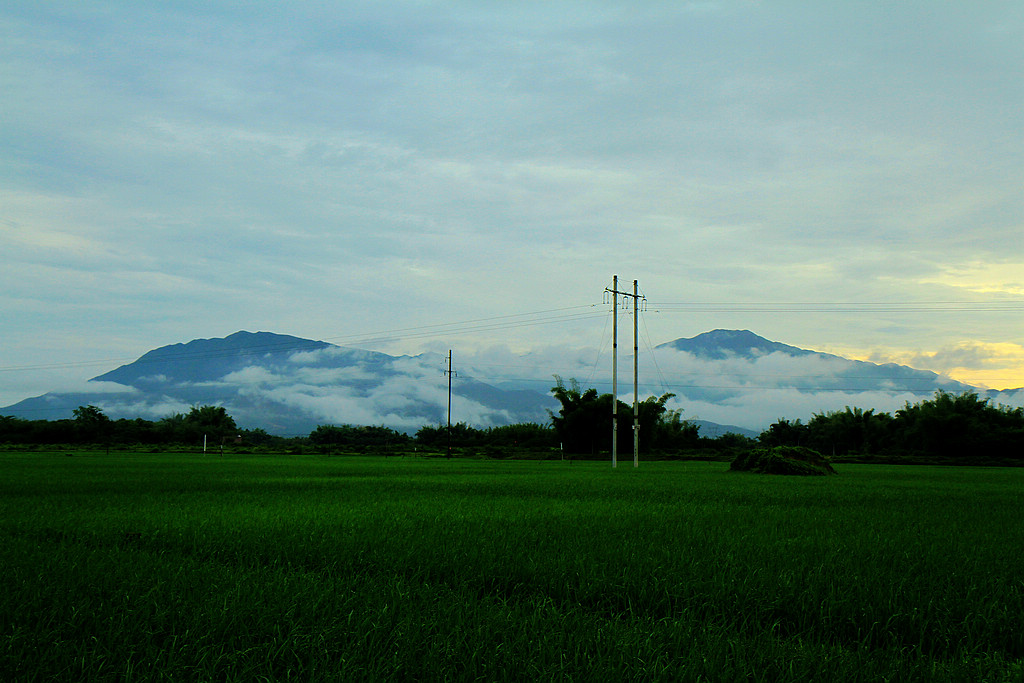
left=730, top=446, right=837, bottom=476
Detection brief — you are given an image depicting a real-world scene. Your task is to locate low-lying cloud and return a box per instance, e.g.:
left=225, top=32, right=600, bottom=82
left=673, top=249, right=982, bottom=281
left=13, top=337, right=1024, bottom=436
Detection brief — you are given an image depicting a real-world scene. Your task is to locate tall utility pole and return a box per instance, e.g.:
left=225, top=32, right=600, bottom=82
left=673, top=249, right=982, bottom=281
left=445, top=350, right=456, bottom=459
left=609, top=276, right=619, bottom=467
left=605, top=277, right=645, bottom=468
left=632, top=279, right=640, bottom=468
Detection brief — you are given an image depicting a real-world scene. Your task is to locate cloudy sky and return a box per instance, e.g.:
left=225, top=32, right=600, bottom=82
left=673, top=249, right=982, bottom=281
left=3, top=2, right=1024, bottom=410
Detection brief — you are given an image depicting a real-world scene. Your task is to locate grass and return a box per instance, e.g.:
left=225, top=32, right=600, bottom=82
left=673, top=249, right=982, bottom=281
left=1, top=452, right=1023, bottom=681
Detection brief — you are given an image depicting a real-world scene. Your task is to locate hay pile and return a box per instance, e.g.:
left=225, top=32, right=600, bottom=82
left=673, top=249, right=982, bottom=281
left=730, top=446, right=837, bottom=476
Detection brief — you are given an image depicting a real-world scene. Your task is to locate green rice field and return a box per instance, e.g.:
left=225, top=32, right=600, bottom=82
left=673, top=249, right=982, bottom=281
left=1, top=452, right=1022, bottom=681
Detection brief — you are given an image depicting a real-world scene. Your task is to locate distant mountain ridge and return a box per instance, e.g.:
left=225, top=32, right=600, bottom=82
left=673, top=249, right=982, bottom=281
left=661, top=329, right=979, bottom=396
left=3, top=329, right=1018, bottom=435
left=658, top=329, right=820, bottom=359
left=2, top=331, right=558, bottom=436
left=94, top=331, right=333, bottom=386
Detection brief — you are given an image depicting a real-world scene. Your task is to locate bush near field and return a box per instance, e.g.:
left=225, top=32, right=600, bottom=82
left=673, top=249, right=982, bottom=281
left=730, top=446, right=837, bottom=476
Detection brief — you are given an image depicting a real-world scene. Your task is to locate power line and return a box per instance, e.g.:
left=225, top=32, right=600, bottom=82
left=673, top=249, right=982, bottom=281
left=583, top=307, right=613, bottom=388
left=319, top=304, right=604, bottom=345
left=639, top=305, right=671, bottom=397
left=0, top=305, right=607, bottom=374
left=649, top=301, right=1024, bottom=313
left=5, top=296, right=1021, bottom=376
left=4, top=296, right=1022, bottom=406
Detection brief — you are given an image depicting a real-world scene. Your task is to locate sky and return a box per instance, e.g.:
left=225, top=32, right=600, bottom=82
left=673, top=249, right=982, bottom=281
left=3, top=1, right=1024, bottom=413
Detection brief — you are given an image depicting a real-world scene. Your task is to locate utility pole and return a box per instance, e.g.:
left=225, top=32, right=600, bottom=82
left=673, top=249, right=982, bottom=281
left=609, top=276, right=618, bottom=467
left=632, top=279, right=640, bottom=468
left=445, top=350, right=456, bottom=459
left=605, top=276, right=645, bottom=468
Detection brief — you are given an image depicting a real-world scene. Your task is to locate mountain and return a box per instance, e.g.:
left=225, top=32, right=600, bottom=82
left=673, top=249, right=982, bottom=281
left=659, top=329, right=819, bottom=359
left=3, top=329, right=1019, bottom=435
left=2, top=331, right=557, bottom=436
left=657, top=329, right=975, bottom=395
left=92, top=331, right=332, bottom=386
left=649, top=329, right=1023, bottom=429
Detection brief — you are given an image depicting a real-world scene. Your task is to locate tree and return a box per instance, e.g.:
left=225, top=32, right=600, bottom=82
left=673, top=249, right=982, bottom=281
left=0, top=415, right=32, bottom=444
left=759, top=418, right=807, bottom=448
left=415, top=422, right=484, bottom=450
left=549, top=376, right=622, bottom=455
left=650, top=404, right=701, bottom=451
left=242, top=428, right=275, bottom=446
left=484, top=423, right=556, bottom=450
left=894, top=391, right=1024, bottom=458
left=549, top=378, right=687, bottom=456
left=73, top=405, right=112, bottom=443
left=635, top=392, right=694, bottom=451
left=311, top=424, right=411, bottom=451
left=184, top=405, right=237, bottom=443
left=805, top=407, right=893, bottom=456
left=113, top=417, right=162, bottom=445
left=156, top=413, right=187, bottom=442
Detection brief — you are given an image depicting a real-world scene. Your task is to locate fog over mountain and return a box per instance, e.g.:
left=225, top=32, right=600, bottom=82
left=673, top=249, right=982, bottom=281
left=4, top=330, right=1022, bottom=436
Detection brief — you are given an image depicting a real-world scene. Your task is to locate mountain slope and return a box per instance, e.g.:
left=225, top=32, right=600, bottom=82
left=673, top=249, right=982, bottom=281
left=3, top=329, right=1018, bottom=435
left=2, top=331, right=557, bottom=435
left=93, top=331, right=332, bottom=386
left=656, top=329, right=972, bottom=394
left=658, top=329, right=820, bottom=359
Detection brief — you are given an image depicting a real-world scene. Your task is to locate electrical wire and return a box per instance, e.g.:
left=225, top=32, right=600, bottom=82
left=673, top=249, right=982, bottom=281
left=583, top=308, right=613, bottom=387
left=318, top=304, right=604, bottom=345
left=639, top=308, right=671, bottom=396
left=0, top=304, right=607, bottom=374
left=4, top=296, right=1023, bottom=396
left=648, top=301, right=1024, bottom=313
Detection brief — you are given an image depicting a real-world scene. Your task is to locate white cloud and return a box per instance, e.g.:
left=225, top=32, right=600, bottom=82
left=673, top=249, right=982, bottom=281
left=668, top=390, right=925, bottom=433
left=879, top=341, right=1024, bottom=391
left=92, top=397, right=193, bottom=421
left=221, top=366, right=280, bottom=385
left=202, top=348, right=519, bottom=430
left=75, top=380, right=137, bottom=395
left=991, top=389, right=1024, bottom=410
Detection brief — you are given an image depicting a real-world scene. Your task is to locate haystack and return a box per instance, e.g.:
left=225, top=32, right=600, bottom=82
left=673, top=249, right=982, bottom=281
left=730, top=446, right=837, bottom=476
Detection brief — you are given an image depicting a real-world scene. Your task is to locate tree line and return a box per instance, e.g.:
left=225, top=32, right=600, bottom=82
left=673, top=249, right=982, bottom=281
left=2, top=386, right=1021, bottom=461
left=0, top=405, right=253, bottom=448
left=759, top=390, right=1024, bottom=460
